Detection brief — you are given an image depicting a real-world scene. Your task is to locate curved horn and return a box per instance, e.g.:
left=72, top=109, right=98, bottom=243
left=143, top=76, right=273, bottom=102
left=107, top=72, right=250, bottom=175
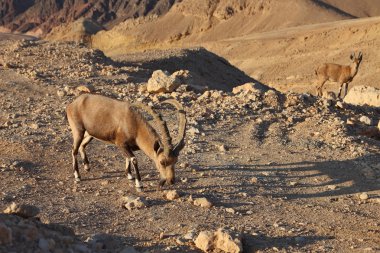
left=161, top=99, right=187, bottom=156
left=132, top=102, right=172, bottom=157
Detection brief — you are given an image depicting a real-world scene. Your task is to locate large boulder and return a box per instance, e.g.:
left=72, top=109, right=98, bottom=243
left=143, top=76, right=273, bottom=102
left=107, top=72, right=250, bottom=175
left=344, top=86, right=380, bottom=107
left=147, top=70, right=182, bottom=93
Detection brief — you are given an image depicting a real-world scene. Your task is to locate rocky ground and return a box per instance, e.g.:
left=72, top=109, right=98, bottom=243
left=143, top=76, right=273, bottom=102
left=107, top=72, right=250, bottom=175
left=0, top=40, right=380, bottom=253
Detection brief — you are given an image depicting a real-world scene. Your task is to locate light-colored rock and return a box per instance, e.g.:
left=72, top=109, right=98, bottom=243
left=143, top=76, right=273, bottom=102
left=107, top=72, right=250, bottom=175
left=76, top=84, right=96, bottom=94
left=232, top=82, right=263, bottom=95
left=195, top=231, right=214, bottom=252
left=165, top=190, right=180, bottom=201
left=193, top=197, right=213, bottom=208
left=214, top=228, right=243, bottom=253
left=3, top=202, right=40, bottom=218
left=0, top=223, right=12, bottom=245
left=121, top=196, right=147, bottom=210
left=359, top=116, right=373, bottom=126
left=359, top=192, right=369, bottom=200
left=147, top=70, right=181, bottom=93
left=344, top=85, right=380, bottom=107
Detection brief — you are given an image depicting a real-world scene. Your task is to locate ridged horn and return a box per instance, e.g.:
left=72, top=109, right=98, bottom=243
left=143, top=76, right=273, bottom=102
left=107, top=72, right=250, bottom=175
left=132, top=102, right=172, bottom=157
left=161, top=99, right=187, bottom=156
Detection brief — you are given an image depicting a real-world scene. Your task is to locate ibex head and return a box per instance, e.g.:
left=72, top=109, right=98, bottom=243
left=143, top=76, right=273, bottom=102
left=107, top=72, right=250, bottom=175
left=133, top=99, right=186, bottom=187
left=350, top=51, right=363, bottom=65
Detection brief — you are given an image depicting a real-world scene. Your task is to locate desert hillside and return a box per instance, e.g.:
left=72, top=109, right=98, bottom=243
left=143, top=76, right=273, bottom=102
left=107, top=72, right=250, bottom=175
left=0, top=0, right=180, bottom=36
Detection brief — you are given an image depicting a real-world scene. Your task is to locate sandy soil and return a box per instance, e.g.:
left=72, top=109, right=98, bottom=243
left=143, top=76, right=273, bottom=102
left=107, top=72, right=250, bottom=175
left=0, top=38, right=380, bottom=252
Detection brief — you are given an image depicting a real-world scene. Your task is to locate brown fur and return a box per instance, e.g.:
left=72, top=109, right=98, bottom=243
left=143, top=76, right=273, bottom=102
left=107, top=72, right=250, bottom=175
left=315, top=52, right=363, bottom=98
left=66, top=94, right=186, bottom=190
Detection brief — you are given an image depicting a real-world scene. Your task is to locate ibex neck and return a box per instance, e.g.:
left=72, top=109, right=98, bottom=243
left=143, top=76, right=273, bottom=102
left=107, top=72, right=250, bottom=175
left=350, top=62, right=360, bottom=77
left=135, top=121, right=158, bottom=160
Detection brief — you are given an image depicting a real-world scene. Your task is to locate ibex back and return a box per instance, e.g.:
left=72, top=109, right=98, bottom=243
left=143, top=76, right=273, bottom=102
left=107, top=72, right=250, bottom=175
left=315, top=52, right=362, bottom=98
left=66, top=94, right=186, bottom=191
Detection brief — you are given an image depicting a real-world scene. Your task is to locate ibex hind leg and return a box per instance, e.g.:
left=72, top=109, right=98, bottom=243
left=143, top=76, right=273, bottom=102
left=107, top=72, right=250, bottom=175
left=71, top=130, right=85, bottom=182
left=79, top=132, right=93, bottom=172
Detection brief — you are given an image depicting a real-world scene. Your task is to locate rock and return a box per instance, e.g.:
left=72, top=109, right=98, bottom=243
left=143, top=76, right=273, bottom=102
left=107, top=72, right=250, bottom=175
left=199, top=90, right=211, bottom=100
left=3, top=202, right=40, bottom=218
left=232, top=83, right=263, bottom=95
left=335, top=101, right=345, bottom=109
left=165, top=190, right=180, bottom=201
left=147, top=70, right=181, bottom=93
left=0, top=223, right=12, bottom=245
left=344, top=85, right=380, bottom=107
left=183, top=229, right=197, bottom=241
left=225, top=208, right=235, bottom=214
left=378, top=120, right=380, bottom=131
left=195, top=231, right=214, bottom=252
left=251, top=177, right=259, bottom=184
left=359, top=192, right=369, bottom=200
left=119, top=246, right=140, bottom=253
left=214, top=228, right=243, bottom=253
left=121, top=196, right=147, bottom=210
left=218, top=144, right=227, bottom=152
left=75, top=84, right=96, bottom=94
left=193, top=197, right=213, bottom=208
left=359, top=116, right=373, bottom=126
left=57, top=90, right=67, bottom=97
left=327, top=185, right=337, bottom=190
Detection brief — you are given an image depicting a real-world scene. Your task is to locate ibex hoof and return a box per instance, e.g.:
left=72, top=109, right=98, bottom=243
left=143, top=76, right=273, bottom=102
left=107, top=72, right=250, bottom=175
left=127, top=173, right=134, bottom=180
left=136, top=187, right=143, bottom=192
left=74, top=177, right=81, bottom=183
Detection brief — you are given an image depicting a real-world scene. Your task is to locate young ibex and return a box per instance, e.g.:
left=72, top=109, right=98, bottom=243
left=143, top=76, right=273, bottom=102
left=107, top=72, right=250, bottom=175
left=66, top=94, right=186, bottom=191
left=315, top=52, right=363, bottom=98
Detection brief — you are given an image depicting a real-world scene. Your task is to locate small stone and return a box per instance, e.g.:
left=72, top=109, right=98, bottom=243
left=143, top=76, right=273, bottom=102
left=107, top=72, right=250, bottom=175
left=251, top=177, right=259, bottom=184
left=193, top=197, right=213, bottom=208
left=165, top=190, right=180, bottom=201
left=183, top=229, right=197, bottom=241
left=327, top=185, right=337, bottom=190
left=226, top=208, right=235, bottom=214
left=195, top=231, right=214, bottom=252
left=359, top=116, right=373, bottom=126
left=29, top=123, right=39, bottom=130
left=289, top=181, right=298, bottom=186
left=121, top=196, right=147, bottom=210
left=57, top=90, right=67, bottom=97
left=335, top=101, right=345, bottom=109
left=218, top=144, right=227, bottom=152
left=359, top=192, right=369, bottom=200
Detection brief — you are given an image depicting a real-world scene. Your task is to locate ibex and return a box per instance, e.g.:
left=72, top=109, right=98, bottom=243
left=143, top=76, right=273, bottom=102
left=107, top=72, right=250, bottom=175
left=66, top=94, right=186, bottom=191
left=315, top=52, right=363, bottom=98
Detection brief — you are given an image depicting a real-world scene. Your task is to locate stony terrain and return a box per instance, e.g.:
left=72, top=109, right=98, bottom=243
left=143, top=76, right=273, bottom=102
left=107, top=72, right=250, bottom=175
left=1, top=39, right=380, bottom=253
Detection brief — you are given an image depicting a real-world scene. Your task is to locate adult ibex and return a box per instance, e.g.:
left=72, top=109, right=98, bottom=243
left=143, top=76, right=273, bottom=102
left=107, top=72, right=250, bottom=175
left=66, top=94, right=186, bottom=191
left=315, top=52, right=363, bottom=98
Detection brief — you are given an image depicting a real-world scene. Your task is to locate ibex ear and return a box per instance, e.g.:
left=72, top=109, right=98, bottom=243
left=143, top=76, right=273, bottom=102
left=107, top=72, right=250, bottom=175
left=358, top=51, right=363, bottom=60
left=154, top=141, right=164, bottom=155
left=350, top=52, right=355, bottom=60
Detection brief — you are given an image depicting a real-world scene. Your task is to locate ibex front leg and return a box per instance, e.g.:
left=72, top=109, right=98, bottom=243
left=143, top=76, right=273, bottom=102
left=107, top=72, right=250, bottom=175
left=119, top=146, right=143, bottom=192
left=79, top=131, right=93, bottom=172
